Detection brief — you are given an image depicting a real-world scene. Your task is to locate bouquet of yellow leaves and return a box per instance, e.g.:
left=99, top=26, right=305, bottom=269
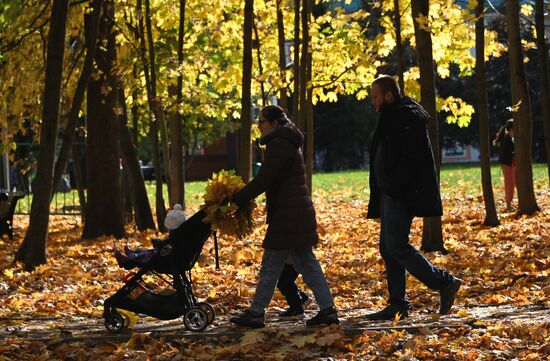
left=201, top=170, right=256, bottom=238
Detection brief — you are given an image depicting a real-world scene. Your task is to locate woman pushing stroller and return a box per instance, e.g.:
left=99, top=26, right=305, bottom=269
left=230, top=105, right=339, bottom=329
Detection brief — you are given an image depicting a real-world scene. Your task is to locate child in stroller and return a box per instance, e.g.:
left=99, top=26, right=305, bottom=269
left=114, top=204, right=187, bottom=269
left=104, top=209, right=217, bottom=333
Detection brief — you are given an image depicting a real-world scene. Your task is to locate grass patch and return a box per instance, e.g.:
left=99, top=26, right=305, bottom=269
left=14, top=163, right=547, bottom=214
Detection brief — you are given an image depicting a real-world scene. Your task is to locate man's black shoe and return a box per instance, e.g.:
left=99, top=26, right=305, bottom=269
left=306, top=306, right=339, bottom=327
left=440, top=278, right=461, bottom=315
left=230, top=309, right=265, bottom=329
left=364, top=305, right=409, bottom=321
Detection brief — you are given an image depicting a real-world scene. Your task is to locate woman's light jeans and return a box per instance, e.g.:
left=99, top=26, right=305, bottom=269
left=250, top=247, right=334, bottom=314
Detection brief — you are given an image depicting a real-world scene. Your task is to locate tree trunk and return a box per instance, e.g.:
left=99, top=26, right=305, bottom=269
left=121, top=167, right=133, bottom=224
left=297, top=0, right=309, bottom=133
left=15, top=0, right=70, bottom=271
left=506, top=0, right=539, bottom=214
left=292, top=0, right=300, bottom=121
left=144, top=0, right=172, bottom=201
left=169, top=0, right=186, bottom=207
left=131, top=63, right=140, bottom=149
left=412, top=0, right=445, bottom=252
left=72, top=144, right=86, bottom=218
left=168, top=102, right=184, bottom=207
left=117, top=84, right=156, bottom=230
left=137, top=0, right=166, bottom=230
left=394, top=0, right=405, bottom=95
left=276, top=0, right=288, bottom=111
left=253, top=19, right=266, bottom=106
left=305, top=35, right=313, bottom=194
left=238, top=0, right=254, bottom=183
left=475, top=0, right=499, bottom=226
left=149, top=119, right=166, bottom=231
left=536, top=0, right=550, bottom=187
left=82, top=0, right=125, bottom=239
left=51, top=0, right=102, bottom=201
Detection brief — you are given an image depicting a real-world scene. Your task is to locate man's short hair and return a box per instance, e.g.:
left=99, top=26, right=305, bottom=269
left=372, top=75, right=402, bottom=98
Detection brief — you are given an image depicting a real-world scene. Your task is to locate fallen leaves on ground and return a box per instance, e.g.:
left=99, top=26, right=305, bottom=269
left=0, top=179, right=549, bottom=360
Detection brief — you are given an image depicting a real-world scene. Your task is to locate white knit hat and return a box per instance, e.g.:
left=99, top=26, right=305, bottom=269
left=164, top=204, right=187, bottom=230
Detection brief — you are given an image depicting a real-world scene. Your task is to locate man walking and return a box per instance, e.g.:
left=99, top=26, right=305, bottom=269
left=366, top=75, right=461, bottom=320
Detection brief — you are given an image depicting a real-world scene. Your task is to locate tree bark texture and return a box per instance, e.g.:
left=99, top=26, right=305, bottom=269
left=144, top=0, right=172, bottom=201
left=297, top=0, right=309, bottom=133
left=169, top=0, right=186, bottom=207
left=82, top=0, right=125, bottom=239
left=305, top=37, right=313, bottom=194
left=16, top=0, right=70, bottom=270
left=276, top=0, right=288, bottom=111
left=536, top=0, right=550, bottom=187
left=137, top=0, right=166, bottom=230
left=475, top=0, right=499, bottom=226
left=394, top=0, right=405, bottom=95
left=238, top=0, right=254, bottom=183
left=117, top=84, right=156, bottom=231
left=411, top=0, right=445, bottom=252
left=292, top=0, right=300, bottom=122
left=253, top=18, right=266, bottom=106
left=506, top=0, right=539, bottom=214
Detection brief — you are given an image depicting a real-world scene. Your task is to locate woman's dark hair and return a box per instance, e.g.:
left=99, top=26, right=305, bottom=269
left=493, top=119, right=513, bottom=146
left=260, top=105, right=293, bottom=126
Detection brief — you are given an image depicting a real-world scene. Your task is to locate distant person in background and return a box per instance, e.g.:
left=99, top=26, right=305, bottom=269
left=493, top=119, right=515, bottom=211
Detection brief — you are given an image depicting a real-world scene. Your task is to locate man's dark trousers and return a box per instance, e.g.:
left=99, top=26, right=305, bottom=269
left=379, top=191, right=454, bottom=309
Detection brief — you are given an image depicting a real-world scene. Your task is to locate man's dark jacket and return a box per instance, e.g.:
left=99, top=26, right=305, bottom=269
left=233, top=125, right=318, bottom=249
left=367, top=96, right=443, bottom=219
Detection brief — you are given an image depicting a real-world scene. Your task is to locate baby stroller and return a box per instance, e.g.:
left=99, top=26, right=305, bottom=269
left=103, top=210, right=218, bottom=333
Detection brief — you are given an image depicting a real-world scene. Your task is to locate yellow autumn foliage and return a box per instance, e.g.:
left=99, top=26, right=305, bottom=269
left=201, top=170, right=256, bottom=239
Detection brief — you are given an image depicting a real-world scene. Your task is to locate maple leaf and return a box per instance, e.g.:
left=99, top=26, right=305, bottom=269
left=392, top=311, right=403, bottom=326
left=3, top=269, right=14, bottom=278
left=531, top=326, right=548, bottom=342
left=275, top=330, right=291, bottom=338
left=457, top=308, right=471, bottom=318
left=125, top=333, right=151, bottom=349
left=239, top=330, right=266, bottom=346
left=415, top=14, right=431, bottom=32
left=290, top=334, right=317, bottom=348
left=315, top=332, right=342, bottom=347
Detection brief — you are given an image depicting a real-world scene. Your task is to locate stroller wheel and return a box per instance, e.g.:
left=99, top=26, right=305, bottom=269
left=105, top=311, right=125, bottom=333
left=197, top=302, right=216, bottom=324
left=183, top=307, right=208, bottom=332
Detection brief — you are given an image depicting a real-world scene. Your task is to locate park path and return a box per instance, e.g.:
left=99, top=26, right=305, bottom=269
left=1, top=303, right=548, bottom=343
